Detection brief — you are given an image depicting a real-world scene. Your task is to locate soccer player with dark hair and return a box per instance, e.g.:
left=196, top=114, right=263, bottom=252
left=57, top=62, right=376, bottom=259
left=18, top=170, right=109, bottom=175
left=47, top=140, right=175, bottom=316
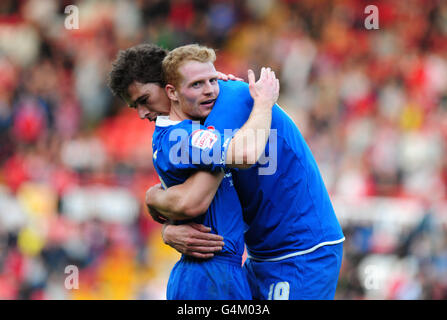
left=108, top=43, right=171, bottom=121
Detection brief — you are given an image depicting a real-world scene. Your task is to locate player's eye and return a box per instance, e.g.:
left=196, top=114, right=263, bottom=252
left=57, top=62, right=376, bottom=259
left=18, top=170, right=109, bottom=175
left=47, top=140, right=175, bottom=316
left=138, top=97, right=149, bottom=107
left=210, top=78, right=218, bottom=84
left=191, top=82, right=202, bottom=88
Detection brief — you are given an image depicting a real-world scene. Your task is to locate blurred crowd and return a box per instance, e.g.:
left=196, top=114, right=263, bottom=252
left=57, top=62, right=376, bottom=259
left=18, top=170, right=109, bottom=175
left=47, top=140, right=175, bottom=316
left=0, top=0, right=446, bottom=299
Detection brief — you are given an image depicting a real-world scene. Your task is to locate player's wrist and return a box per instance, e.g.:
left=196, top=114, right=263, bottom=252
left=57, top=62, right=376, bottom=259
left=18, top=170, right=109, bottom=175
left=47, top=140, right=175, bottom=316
left=252, top=99, right=275, bottom=112
left=161, top=223, right=174, bottom=245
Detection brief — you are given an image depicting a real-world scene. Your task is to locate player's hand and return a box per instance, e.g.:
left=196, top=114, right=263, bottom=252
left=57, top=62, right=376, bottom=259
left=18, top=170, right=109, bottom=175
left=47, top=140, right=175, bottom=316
left=162, top=223, right=225, bottom=259
left=216, top=71, right=244, bottom=82
left=146, top=184, right=169, bottom=224
left=248, top=67, right=279, bottom=108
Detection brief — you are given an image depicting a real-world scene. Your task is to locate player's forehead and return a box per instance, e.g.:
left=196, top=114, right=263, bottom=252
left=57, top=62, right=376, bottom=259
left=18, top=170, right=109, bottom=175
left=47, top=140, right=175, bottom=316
left=127, top=81, right=157, bottom=98
left=127, top=81, right=162, bottom=105
left=178, top=61, right=217, bottom=85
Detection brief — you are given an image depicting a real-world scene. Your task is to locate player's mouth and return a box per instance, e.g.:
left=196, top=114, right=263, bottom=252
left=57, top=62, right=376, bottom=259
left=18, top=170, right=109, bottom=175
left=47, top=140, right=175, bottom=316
left=200, top=98, right=216, bottom=108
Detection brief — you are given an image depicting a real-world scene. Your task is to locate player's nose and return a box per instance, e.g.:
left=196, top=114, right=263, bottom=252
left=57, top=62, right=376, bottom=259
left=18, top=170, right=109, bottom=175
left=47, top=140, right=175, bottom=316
left=203, top=81, right=214, bottom=96
left=137, top=104, right=149, bottom=119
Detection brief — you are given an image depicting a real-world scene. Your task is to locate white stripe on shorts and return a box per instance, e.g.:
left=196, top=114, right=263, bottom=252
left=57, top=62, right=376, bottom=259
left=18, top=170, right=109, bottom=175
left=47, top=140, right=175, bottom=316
left=247, top=237, right=345, bottom=262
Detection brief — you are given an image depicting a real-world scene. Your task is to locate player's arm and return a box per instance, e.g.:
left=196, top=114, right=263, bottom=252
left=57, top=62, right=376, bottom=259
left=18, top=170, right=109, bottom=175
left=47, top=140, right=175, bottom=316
left=225, top=67, right=279, bottom=169
left=146, top=170, right=224, bottom=221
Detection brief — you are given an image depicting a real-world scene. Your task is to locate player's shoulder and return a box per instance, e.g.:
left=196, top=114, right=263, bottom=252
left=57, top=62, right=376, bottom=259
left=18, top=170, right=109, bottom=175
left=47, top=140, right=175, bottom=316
left=153, top=118, right=189, bottom=146
left=155, top=117, right=196, bottom=133
left=161, top=120, right=198, bottom=138
left=218, top=79, right=250, bottom=95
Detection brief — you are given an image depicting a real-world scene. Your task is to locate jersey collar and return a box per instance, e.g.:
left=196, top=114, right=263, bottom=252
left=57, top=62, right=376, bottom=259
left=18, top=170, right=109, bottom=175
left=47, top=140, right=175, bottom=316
left=155, top=116, right=181, bottom=127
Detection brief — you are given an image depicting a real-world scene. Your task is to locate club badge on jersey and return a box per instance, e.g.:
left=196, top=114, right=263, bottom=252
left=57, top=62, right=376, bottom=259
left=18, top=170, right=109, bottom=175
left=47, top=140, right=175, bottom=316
left=190, top=129, right=218, bottom=150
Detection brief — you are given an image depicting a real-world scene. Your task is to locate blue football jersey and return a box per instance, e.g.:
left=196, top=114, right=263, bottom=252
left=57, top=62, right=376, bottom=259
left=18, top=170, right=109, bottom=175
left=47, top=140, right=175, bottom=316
left=152, top=116, right=245, bottom=258
left=204, top=80, right=345, bottom=260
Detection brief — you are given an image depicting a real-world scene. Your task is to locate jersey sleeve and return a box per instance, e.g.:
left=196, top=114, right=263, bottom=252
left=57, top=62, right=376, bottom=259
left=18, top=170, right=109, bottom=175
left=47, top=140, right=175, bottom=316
left=204, top=80, right=254, bottom=132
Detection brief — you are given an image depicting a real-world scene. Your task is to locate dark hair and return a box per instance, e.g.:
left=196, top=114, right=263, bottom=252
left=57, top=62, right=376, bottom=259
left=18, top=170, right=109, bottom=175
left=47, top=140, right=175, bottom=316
left=107, top=43, right=168, bottom=100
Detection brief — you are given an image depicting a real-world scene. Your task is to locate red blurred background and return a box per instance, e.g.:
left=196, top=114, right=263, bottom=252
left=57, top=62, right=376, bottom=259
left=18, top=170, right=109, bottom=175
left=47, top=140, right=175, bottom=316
left=0, top=0, right=446, bottom=299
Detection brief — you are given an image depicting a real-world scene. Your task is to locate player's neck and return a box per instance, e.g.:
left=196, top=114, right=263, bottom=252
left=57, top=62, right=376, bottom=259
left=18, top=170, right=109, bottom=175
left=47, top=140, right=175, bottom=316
left=169, top=102, right=188, bottom=122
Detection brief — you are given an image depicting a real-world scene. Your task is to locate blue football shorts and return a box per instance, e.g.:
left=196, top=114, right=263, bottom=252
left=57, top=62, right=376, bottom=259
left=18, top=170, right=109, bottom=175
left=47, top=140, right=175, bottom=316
left=167, top=253, right=252, bottom=300
left=244, top=242, right=343, bottom=300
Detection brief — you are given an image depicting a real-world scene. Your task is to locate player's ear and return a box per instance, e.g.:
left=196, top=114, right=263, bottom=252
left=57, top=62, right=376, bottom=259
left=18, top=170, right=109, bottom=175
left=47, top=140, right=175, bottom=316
left=165, top=84, right=178, bottom=102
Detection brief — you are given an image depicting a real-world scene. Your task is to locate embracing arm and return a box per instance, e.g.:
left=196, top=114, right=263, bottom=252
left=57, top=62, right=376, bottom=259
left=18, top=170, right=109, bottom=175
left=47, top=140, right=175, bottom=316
left=146, top=170, right=224, bottom=221
left=225, top=67, right=279, bottom=169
